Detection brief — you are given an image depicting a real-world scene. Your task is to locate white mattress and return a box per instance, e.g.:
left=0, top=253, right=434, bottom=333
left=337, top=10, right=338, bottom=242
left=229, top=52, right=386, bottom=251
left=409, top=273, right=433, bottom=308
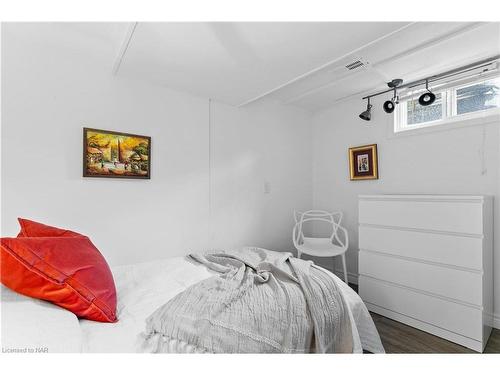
left=79, top=256, right=384, bottom=353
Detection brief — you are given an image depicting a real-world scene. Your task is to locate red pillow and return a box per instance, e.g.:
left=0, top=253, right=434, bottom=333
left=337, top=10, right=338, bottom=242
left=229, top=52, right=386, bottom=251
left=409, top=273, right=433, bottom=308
left=17, top=218, right=84, bottom=238
left=0, top=236, right=117, bottom=323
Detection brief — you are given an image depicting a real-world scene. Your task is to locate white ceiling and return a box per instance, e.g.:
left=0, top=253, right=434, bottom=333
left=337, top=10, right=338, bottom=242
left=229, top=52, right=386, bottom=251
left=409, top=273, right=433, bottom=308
left=117, top=22, right=410, bottom=106
left=3, top=22, right=129, bottom=71
left=5, top=22, right=500, bottom=112
left=116, top=22, right=500, bottom=111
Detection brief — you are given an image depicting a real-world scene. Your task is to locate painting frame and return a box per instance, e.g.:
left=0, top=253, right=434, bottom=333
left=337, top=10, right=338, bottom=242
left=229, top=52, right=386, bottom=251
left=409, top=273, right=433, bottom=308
left=348, top=144, right=378, bottom=181
left=83, top=127, right=151, bottom=179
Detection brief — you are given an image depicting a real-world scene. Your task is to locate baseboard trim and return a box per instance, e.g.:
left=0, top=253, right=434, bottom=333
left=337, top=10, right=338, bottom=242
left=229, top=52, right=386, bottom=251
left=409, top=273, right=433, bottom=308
left=493, top=313, right=500, bottom=329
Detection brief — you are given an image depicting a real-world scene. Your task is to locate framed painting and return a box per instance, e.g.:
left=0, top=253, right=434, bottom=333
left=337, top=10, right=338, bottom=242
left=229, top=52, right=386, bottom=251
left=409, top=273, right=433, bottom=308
left=83, top=128, right=151, bottom=179
left=348, top=144, right=378, bottom=181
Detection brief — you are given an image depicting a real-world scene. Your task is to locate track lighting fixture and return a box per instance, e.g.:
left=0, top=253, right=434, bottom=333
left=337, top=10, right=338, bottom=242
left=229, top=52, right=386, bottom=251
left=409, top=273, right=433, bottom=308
left=359, top=97, right=372, bottom=121
left=358, top=55, right=499, bottom=121
left=418, top=79, right=436, bottom=106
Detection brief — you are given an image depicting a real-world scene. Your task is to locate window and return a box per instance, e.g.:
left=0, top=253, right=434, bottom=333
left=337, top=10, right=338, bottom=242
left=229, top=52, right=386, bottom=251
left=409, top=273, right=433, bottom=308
left=395, top=76, right=500, bottom=133
left=455, top=79, right=500, bottom=115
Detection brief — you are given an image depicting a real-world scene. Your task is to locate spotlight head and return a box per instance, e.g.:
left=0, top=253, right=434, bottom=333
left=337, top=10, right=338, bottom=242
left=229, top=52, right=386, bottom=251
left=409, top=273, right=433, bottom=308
left=419, top=79, right=436, bottom=106
left=383, top=87, right=399, bottom=113
left=359, top=104, right=372, bottom=121
left=418, top=91, right=436, bottom=106
left=383, top=100, right=395, bottom=113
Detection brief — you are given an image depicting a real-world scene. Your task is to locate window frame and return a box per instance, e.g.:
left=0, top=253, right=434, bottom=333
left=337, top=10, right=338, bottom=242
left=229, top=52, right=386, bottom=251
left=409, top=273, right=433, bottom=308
left=394, top=75, right=500, bottom=134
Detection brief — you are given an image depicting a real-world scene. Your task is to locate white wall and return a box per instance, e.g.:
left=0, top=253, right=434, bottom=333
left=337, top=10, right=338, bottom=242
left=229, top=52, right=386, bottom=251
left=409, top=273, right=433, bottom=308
left=311, top=96, right=500, bottom=321
left=1, top=26, right=312, bottom=266
left=209, top=100, right=312, bottom=251
left=1, top=29, right=211, bottom=266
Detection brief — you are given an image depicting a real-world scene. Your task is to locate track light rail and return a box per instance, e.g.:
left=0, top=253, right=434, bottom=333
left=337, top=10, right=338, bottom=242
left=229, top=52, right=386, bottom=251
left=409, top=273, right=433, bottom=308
left=362, top=55, right=500, bottom=100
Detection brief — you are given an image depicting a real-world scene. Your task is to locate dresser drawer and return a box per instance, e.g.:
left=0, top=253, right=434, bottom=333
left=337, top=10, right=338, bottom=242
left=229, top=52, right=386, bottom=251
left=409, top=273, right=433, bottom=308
left=359, top=198, right=483, bottom=234
left=359, top=225, right=483, bottom=270
left=359, top=251, right=482, bottom=306
left=359, top=276, right=483, bottom=340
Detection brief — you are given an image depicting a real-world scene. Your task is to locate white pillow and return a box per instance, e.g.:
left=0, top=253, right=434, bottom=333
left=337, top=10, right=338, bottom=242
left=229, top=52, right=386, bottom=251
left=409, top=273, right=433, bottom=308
left=1, top=285, right=82, bottom=353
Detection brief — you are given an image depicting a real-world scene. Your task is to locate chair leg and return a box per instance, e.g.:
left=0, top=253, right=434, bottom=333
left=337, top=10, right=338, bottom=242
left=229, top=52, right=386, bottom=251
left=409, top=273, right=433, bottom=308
left=297, top=251, right=301, bottom=259
left=341, top=254, right=348, bottom=284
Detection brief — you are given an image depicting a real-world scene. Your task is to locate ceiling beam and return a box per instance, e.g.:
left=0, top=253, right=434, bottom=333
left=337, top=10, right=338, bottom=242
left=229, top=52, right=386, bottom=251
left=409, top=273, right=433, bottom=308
left=112, top=22, right=138, bottom=75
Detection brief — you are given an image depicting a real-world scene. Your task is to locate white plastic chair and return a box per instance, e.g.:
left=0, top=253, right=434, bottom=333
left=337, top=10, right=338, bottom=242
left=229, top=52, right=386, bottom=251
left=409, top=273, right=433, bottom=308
left=293, top=210, right=349, bottom=283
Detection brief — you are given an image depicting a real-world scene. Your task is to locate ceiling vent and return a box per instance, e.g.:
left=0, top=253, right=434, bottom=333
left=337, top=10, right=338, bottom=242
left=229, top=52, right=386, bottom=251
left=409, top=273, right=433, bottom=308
left=345, top=58, right=368, bottom=71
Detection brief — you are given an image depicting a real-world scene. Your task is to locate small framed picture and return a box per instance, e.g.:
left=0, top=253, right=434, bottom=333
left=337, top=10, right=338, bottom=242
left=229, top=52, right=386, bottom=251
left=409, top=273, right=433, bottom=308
left=348, top=144, right=378, bottom=180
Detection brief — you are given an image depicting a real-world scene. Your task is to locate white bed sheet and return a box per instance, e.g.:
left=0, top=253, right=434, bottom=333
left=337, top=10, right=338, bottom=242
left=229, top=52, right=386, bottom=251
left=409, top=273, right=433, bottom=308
left=1, top=285, right=82, bottom=353
left=79, top=257, right=384, bottom=353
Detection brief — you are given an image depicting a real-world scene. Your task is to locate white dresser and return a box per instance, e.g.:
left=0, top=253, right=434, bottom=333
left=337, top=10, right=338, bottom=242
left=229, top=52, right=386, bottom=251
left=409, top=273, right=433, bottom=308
left=358, top=195, right=493, bottom=352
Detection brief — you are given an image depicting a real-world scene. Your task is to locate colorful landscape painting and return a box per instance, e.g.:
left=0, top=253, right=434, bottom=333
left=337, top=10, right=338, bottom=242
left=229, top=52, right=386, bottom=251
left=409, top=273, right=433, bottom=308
left=83, top=128, right=151, bottom=179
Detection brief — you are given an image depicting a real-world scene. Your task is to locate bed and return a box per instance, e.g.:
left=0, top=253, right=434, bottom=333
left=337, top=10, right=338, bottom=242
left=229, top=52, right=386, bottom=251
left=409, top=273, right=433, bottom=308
left=1, top=255, right=384, bottom=353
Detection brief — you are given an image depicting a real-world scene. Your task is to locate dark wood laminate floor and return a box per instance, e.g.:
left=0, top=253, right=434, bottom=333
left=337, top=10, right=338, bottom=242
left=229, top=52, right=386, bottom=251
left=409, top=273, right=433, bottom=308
left=347, top=284, right=500, bottom=353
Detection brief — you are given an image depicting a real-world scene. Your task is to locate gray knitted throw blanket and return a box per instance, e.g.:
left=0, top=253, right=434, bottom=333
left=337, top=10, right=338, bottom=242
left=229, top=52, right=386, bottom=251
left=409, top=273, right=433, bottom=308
left=140, top=247, right=353, bottom=353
